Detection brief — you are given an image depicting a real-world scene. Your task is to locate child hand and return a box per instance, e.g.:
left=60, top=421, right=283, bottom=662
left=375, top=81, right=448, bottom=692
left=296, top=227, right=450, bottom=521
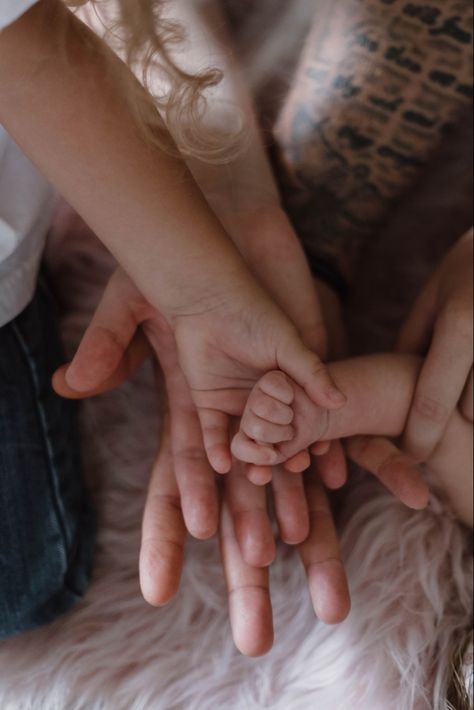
left=62, top=268, right=346, bottom=475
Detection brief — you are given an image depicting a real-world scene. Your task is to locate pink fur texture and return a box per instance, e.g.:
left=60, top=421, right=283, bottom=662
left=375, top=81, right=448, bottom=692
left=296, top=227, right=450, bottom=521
left=0, top=214, right=471, bottom=709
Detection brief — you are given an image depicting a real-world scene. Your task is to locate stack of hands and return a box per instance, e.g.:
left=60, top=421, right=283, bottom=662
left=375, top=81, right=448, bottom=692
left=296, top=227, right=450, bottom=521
left=52, top=206, right=473, bottom=657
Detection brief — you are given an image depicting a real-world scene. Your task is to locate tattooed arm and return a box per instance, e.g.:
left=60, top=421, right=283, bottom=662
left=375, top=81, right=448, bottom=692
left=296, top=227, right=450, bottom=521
left=274, top=0, right=473, bottom=289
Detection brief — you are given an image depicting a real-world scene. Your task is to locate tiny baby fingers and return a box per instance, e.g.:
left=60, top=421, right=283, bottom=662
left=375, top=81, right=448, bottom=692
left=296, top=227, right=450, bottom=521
left=231, top=431, right=282, bottom=467
left=249, top=391, right=294, bottom=425
left=241, top=410, right=294, bottom=444
left=256, top=371, right=295, bottom=404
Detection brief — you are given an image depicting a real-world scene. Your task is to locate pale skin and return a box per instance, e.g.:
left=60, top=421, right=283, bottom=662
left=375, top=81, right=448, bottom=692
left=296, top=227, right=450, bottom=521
left=0, top=0, right=346, bottom=477
left=397, top=230, right=473, bottom=462
left=233, top=353, right=473, bottom=527
left=47, top=0, right=431, bottom=655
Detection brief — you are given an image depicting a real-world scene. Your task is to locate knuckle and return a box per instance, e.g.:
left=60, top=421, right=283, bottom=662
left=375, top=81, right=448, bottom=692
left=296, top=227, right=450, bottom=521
left=413, top=394, right=448, bottom=424
left=252, top=420, right=267, bottom=441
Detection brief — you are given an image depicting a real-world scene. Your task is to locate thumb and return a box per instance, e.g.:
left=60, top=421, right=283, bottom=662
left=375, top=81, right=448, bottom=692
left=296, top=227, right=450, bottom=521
left=52, top=331, right=152, bottom=399
left=63, top=269, right=143, bottom=393
left=276, top=332, right=346, bottom=409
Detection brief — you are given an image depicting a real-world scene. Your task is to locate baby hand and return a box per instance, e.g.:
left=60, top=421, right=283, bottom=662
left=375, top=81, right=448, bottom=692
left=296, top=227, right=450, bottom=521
left=231, top=370, right=328, bottom=473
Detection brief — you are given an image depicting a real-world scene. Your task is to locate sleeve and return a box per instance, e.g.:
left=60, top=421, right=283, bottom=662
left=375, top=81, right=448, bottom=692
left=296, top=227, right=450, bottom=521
left=0, top=0, right=40, bottom=30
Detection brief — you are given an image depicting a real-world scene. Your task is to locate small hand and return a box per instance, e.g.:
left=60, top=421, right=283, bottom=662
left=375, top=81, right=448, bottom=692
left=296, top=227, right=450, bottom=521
left=397, top=229, right=473, bottom=460
left=232, top=368, right=428, bottom=510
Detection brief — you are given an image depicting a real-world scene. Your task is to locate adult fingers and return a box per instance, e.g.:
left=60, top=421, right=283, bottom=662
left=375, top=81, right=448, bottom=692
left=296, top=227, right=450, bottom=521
left=220, top=501, right=273, bottom=657
left=168, top=401, right=219, bottom=541
left=52, top=331, right=152, bottom=399
left=402, top=306, right=473, bottom=460
left=272, top=467, right=309, bottom=544
left=298, top=471, right=350, bottom=625
left=345, top=436, right=429, bottom=510
left=225, top=461, right=276, bottom=568
left=64, top=269, right=141, bottom=392
left=313, top=440, right=347, bottom=490
left=396, top=279, right=438, bottom=355
left=198, top=408, right=232, bottom=474
left=157, top=338, right=219, bottom=539
left=460, top=367, right=473, bottom=422
left=139, top=415, right=187, bottom=606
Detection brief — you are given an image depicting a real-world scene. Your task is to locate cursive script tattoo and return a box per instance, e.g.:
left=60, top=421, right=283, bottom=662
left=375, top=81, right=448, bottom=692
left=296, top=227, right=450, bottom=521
left=274, top=0, right=473, bottom=283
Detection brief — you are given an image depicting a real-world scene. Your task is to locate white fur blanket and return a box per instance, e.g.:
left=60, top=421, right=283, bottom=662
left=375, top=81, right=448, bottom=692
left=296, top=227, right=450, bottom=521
left=0, top=210, right=471, bottom=710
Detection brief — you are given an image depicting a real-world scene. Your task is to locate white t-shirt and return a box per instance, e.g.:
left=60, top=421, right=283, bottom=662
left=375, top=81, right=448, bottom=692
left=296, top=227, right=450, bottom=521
left=0, top=0, right=55, bottom=326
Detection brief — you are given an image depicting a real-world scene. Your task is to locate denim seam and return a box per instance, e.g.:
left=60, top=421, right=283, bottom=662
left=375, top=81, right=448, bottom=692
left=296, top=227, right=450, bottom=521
left=10, top=320, right=69, bottom=571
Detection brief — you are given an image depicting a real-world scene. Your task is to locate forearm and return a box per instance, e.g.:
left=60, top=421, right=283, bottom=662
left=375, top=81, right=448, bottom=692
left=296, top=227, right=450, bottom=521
left=152, top=0, right=326, bottom=344
left=0, top=0, right=254, bottom=317
left=325, top=353, right=422, bottom=440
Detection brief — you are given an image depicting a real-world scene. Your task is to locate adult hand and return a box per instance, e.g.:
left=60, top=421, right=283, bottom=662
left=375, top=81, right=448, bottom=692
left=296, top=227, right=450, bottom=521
left=397, top=229, right=473, bottom=460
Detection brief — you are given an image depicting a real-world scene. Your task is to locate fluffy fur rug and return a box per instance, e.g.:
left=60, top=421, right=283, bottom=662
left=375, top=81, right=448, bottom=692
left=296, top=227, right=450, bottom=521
left=0, top=209, right=471, bottom=710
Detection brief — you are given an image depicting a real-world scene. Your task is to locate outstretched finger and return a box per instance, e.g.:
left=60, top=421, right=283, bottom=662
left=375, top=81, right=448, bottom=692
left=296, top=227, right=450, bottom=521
left=298, top=470, right=350, bottom=625
left=64, top=269, right=142, bottom=393
left=345, top=435, right=429, bottom=510
left=139, top=415, right=187, bottom=607
left=313, top=440, right=347, bottom=490
left=225, top=461, right=276, bottom=568
left=401, top=309, right=473, bottom=460
left=220, top=500, right=273, bottom=657
left=154, top=328, right=220, bottom=540
left=272, top=467, right=309, bottom=544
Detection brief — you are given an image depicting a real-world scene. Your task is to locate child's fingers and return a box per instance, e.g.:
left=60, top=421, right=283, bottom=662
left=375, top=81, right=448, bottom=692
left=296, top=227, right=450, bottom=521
left=245, top=464, right=273, bottom=486
left=219, top=501, right=273, bottom=657
left=241, top=409, right=294, bottom=444
left=298, top=471, right=351, bottom=625
left=313, top=440, right=348, bottom=490
left=169, top=404, right=219, bottom=541
left=276, top=336, right=347, bottom=410
left=231, top=431, right=283, bottom=467
left=198, top=408, right=232, bottom=474
left=65, top=269, right=139, bottom=392
left=272, top=468, right=309, bottom=544
left=139, top=416, right=186, bottom=607
left=310, top=441, right=331, bottom=456
left=345, top=436, right=430, bottom=510
left=282, top=450, right=311, bottom=473
left=225, top=462, right=276, bottom=568
left=52, top=331, right=152, bottom=399
left=255, top=371, right=295, bottom=405
left=249, top=389, right=294, bottom=425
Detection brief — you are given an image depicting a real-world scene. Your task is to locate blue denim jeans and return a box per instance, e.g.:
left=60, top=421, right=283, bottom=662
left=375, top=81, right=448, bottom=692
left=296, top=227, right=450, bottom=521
left=0, top=282, right=95, bottom=640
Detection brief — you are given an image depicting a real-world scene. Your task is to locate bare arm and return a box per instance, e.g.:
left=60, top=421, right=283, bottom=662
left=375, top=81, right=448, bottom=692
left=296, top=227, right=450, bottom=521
left=0, top=0, right=255, bottom=318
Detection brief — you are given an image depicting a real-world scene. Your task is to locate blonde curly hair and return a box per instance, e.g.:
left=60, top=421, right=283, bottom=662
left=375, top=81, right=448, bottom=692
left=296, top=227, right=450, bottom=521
left=65, top=0, right=242, bottom=162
